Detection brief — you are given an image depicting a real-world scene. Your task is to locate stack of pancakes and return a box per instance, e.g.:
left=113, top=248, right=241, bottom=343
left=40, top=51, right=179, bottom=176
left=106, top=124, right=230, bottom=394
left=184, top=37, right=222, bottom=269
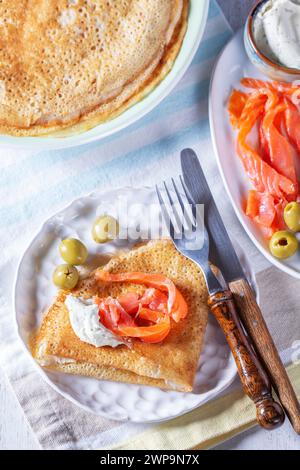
left=0, top=0, right=189, bottom=136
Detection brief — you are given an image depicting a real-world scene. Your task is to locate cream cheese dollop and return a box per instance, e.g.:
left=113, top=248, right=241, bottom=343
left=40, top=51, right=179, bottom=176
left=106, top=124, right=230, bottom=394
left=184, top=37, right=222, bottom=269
left=253, top=0, right=300, bottom=69
left=65, top=295, right=127, bottom=348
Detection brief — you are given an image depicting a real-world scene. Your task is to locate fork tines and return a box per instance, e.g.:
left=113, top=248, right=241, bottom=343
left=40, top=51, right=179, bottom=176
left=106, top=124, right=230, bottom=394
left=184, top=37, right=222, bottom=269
left=156, top=177, right=198, bottom=241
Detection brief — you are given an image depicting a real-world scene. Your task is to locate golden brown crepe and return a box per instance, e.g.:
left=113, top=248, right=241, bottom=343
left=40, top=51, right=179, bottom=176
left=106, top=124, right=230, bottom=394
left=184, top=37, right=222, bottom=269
left=0, top=0, right=189, bottom=137
left=31, top=240, right=208, bottom=392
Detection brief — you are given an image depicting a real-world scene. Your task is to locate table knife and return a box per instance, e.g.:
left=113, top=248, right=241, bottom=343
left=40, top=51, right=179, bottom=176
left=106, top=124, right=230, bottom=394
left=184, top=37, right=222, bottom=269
left=181, top=148, right=300, bottom=434
left=157, top=174, right=284, bottom=430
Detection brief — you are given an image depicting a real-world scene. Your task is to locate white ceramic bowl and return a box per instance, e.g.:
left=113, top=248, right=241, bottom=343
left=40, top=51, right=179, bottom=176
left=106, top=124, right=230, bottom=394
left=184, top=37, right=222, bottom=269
left=0, top=0, right=209, bottom=150
left=244, top=0, right=300, bottom=82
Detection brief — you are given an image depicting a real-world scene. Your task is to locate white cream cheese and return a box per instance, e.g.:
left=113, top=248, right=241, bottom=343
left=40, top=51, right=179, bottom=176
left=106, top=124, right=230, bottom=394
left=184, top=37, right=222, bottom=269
left=65, top=295, right=127, bottom=348
left=253, top=0, right=300, bottom=69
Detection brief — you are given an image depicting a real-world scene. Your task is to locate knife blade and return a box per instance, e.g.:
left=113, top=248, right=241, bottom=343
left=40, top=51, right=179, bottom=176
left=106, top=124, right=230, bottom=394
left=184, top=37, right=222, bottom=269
left=181, top=148, right=245, bottom=284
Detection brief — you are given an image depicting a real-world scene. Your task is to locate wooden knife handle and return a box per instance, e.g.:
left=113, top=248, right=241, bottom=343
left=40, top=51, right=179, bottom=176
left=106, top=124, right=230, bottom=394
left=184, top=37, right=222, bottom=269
left=229, top=278, right=300, bottom=435
left=208, top=290, right=285, bottom=430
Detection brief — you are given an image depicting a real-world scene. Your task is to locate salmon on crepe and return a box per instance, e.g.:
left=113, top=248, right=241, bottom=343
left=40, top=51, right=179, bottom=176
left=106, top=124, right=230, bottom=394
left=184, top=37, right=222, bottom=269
left=31, top=240, right=209, bottom=392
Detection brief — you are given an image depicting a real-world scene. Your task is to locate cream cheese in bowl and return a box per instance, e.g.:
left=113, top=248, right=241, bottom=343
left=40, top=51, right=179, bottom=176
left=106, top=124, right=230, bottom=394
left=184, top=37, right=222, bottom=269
left=253, top=0, right=300, bottom=70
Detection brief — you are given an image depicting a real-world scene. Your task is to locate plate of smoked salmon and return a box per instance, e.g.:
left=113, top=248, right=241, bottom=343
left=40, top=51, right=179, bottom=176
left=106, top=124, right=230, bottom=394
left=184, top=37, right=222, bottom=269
left=210, top=29, right=300, bottom=279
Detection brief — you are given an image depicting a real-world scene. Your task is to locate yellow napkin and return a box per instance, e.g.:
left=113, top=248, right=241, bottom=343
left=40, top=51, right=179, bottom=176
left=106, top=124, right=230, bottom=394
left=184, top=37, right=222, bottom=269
left=112, top=363, right=300, bottom=450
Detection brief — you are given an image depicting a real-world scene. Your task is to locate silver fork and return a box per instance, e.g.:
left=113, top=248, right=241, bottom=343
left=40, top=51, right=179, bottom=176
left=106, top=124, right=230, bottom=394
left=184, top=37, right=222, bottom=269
left=156, top=176, right=222, bottom=294
left=156, top=177, right=284, bottom=430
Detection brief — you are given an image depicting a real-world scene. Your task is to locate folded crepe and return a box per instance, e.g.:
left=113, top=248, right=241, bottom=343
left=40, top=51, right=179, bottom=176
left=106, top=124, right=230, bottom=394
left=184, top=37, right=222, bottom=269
left=31, top=239, right=209, bottom=392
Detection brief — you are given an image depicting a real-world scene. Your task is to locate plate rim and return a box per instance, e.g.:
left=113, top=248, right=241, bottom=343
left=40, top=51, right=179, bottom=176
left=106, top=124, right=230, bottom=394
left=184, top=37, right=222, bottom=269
left=209, top=29, right=300, bottom=280
left=13, top=184, right=241, bottom=423
left=1, top=0, right=209, bottom=151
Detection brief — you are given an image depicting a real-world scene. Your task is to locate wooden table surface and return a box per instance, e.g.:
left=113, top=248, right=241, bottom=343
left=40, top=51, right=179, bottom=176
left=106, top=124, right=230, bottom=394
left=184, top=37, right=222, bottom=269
left=1, top=0, right=299, bottom=450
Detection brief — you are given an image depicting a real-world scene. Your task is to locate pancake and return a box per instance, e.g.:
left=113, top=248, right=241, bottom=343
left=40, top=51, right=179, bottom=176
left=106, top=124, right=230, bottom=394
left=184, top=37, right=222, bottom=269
left=0, top=0, right=189, bottom=137
left=31, top=239, right=209, bottom=392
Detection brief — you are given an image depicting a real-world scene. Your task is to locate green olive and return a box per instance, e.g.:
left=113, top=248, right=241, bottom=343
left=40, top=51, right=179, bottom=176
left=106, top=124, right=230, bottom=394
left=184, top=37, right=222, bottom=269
left=53, top=264, right=79, bottom=289
left=284, top=202, right=300, bottom=232
left=92, top=215, right=119, bottom=243
left=59, top=238, right=88, bottom=265
left=269, top=231, right=298, bottom=259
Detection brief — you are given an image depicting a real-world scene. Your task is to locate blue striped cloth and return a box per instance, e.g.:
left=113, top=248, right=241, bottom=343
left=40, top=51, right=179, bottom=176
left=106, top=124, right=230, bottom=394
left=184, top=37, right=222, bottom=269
left=0, top=0, right=234, bottom=450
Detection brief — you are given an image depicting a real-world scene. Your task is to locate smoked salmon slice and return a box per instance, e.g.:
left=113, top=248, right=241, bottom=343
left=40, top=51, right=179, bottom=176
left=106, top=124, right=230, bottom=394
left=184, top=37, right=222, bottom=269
left=259, top=119, right=270, bottom=160
left=95, top=271, right=188, bottom=343
left=118, top=289, right=168, bottom=315
left=118, top=317, right=171, bottom=344
left=96, top=297, right=135, bottom=333
left=246, top=190, right=276, bottom=227
left=228, top=89, right=248, bottom=128
left=261, top=103, right=298, bottom=194
left=96, top=271, right=188, bottom=322
left=284, top=99, right=300, bottom=154
left=237, top=110, right=296, bottom=199
left=140, top=288, right=168, bottom=314
left=241, top=77, right=300, bottom=96
left=239, top=91, right=268, bottom=126
left=117, top=292, right=140, bottom=314
left=272, top=199, right=288, bottom=233
left=245, top=191, right=288, bottom=237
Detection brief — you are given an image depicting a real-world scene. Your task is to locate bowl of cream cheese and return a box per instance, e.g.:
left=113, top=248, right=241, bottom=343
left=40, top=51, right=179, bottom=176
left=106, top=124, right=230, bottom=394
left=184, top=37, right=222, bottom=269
left=244, top=0, right=300, bottom=81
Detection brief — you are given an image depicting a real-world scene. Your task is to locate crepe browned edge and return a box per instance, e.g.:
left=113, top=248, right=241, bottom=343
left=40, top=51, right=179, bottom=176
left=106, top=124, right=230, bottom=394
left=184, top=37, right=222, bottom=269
left=31, top=239, right=208, bottom=392
left=0, top=1, right=189, bottom=137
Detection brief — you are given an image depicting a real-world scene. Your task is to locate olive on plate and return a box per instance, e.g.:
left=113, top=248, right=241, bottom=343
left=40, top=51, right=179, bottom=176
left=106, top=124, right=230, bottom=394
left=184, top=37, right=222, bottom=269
left=59, top=238, right=88, bottom=265
left=284, top=202, right=300, bottom=232
left=53, top=264, right=79, bottom=289
left=269, top=231, right=298, bottom=259
left=92, top=215, right=119, bottom=243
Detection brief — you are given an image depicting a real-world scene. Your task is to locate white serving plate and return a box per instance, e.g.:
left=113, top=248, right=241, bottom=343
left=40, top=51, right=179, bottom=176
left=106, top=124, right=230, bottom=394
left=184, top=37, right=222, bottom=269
left=209, top=29, right=300, bottom=279
left=1, top=0, right=209, bottom=151
left=13, top=186, right=255, bottom=423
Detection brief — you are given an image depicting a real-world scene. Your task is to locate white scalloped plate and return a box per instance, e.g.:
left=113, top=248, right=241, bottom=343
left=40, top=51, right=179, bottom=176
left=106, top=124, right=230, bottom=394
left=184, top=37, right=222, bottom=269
left=14, top=186, right=257, bottom=423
